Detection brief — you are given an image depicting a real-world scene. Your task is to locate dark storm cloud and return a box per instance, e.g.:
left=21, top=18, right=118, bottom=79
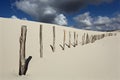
left=52, top=0, right=85, bottom=13
left=15, top=0, right=113, bottom=25
left=51, top=0, right=113, bottom=13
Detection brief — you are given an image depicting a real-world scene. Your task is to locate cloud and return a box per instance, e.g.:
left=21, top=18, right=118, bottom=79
left=15, top=0, right=57, bottom=23
left=74, top=12, right=120, bottom=31
left=11, top=15, right=18, bottom=19
left=11, top=15, right=27, bottom=20
left=74, top=12, right=92, bottom=27
left=94, top=16, right=111, bottom=25
left=14, top=0, right=113, bottom=25
left=53, top=14, right=68, bottom=26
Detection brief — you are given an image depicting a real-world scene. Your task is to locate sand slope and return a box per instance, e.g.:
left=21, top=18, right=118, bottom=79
left=0, top=18, right=120, bottom=80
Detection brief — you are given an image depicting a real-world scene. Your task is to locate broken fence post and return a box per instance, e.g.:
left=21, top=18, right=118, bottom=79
left=19, top=25, right=32, bottom=76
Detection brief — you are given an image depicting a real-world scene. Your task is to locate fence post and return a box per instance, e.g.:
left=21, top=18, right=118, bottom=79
left=60, top=30, right=66, bottom=50
left=50, top=26, right=56, bottom=52
left=19, top=25, right=32, bottom=75
left=40, top=25, right=43, bottom=58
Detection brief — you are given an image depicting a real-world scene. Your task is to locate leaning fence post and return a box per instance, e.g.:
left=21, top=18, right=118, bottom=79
left=19, top=25, right=32, bottom=76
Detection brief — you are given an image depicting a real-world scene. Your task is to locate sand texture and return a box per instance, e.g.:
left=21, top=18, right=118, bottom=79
left=0, top=18, right=120, bottom=80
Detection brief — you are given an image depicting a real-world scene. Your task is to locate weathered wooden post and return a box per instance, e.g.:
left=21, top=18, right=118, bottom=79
left=85, top=33, right=90, bottom=44
left=69, top=31, right=71, bottom=48
left=82, top=33, right=85, bottom=45
left=72, top=32, right=77, bottom=47
left=91, top=35, right=97, bottom=43
left=65, top=31, right=71, bottom=48
left=19, top=25, right=32, bottom=75
left=50, top=26, right=56, bottom=52
left=60, top=30, right=66, bottom=50
left=40, top=25, right=43, bottom=58
left=76, top=34, right=78, bottom=46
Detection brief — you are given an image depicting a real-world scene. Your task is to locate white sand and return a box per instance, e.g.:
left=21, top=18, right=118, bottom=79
left=0, top=18, right=120, bottom=80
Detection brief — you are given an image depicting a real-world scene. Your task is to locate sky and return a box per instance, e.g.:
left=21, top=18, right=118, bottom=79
left=0, top=0, right=120, bottom=31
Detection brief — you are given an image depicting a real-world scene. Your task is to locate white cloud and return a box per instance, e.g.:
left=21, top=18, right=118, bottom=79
left=53, top=14, right=68, bottom=26
left=11, top=15, right=19, bottom=19
left=74, top=12, right=120, bottom=31
left=11, top=15, right=27, bottom=20
left=15, top=0, right=39, bottom=18
left=94, top=16, right=111, bottom=25
left=74, top=12, right=92, bottom=27
left=44, top=7, right=56, bottom=15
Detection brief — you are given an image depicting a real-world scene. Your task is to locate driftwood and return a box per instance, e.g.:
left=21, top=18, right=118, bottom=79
left=50, top=26, right=56, bottom=52
left=40, top=25, right=43, bottom=58
left=19, top=26, right=32, bottom=76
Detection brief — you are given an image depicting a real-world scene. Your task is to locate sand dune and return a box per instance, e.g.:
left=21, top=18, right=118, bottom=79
left=0, top=18, right=120, bottom=80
